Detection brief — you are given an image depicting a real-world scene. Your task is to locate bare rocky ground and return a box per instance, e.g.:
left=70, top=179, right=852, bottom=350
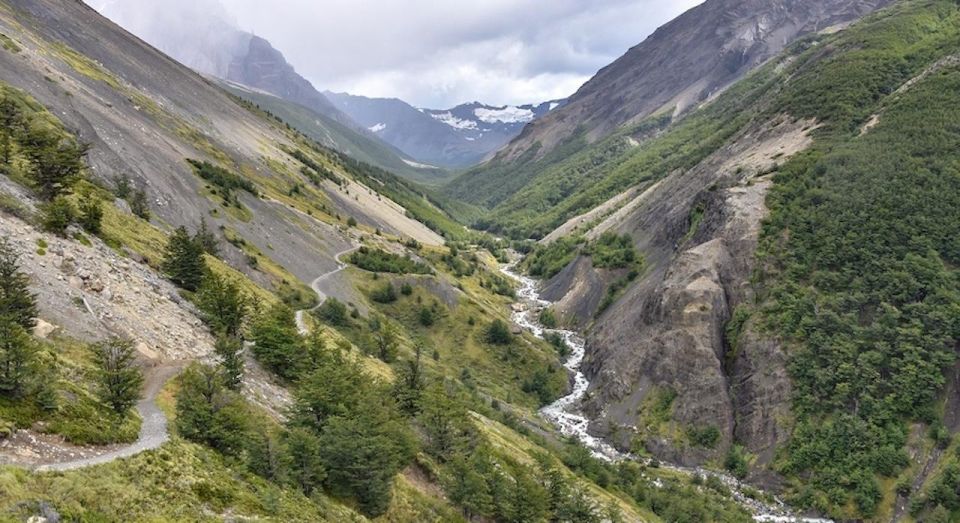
left=530, top=116, right=818, bottom=476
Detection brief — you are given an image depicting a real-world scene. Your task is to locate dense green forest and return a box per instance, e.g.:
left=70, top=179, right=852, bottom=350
left=752, top=1, right=960, bottom=518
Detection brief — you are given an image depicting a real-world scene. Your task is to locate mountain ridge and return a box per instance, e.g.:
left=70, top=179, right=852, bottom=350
left=326, top=91, right=563, bottom=168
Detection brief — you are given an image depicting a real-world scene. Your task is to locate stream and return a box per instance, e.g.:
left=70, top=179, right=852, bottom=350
left=500, top=264, right=832, bottom=523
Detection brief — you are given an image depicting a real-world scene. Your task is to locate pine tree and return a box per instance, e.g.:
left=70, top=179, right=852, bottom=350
left=195, top=272, right=248, bottom=338
left=214, top=335, right=244, bottom=391
left=91, top=337, right=144, bottom=414
left=0, top=96, right=24, bottom=167
left=393, top=343, right=424, bottom=416
left=78, top=195, right=103, bottom=234
left=161, top=226, right=207, bottom=291
left=129, top=188, right=151, bottom=220
left=193, top=217, right=219, bottom=255
left=281, top=427, right=325, bottom=494
left=0, top=316, right=36, bottom=396
left=250, top=303, right=303, bottom=380
left=372, top=317, right=399, bottom=363
left=21, top=126, right=88, bottom=200
left=0, top=238, right=37, bottom=330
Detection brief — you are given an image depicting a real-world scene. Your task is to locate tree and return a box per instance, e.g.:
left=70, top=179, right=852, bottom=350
left=314, top=297, right=348, bottom=326
left=0, top=238, right=37, bottom=330
left=292, top=350, right=365, bottom=432
left=193, top=217, right=219, bottom=255
left=250, top=303, right=303, bottom=380
left=175, top=363, right=250, bottom=458
left=418, top=306, right=435, bottom=327
left=40, top=196, right=75, bottom=235
left=319, top=394, right=417, bottom=517
left=0, top=316, right=36, bottom=396
left=78, top=195, right=103, bottom=235
left=281, top=427, right=325, bottom=494
left=393, top=343, right=425, bottom=416
left=90, top=338, right=143, bottom=414
left=214, top=335, right=244, bottom=391
left=195, top=272, right=248, bottom=338
left=419, top=381, right=475, bottom=462
left=485, top=319, right=512, bottom=345
left=22, top=126, right=88, bottom=200
left=129, top=188, right=150, bottom=220
left=371, top=317, right=399, bottom=363
left=161, top=226, right=206, bottom=291
left=446, top=455, right=494, bottom=520
left=0, top=96, right=24, bottom=167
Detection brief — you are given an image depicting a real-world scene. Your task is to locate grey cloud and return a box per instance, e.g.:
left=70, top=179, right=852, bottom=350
left=93, top=0, right=703, bottom=107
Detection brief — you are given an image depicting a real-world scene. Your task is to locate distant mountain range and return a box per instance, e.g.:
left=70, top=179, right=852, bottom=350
left=326, top=94, right=563, bottom=168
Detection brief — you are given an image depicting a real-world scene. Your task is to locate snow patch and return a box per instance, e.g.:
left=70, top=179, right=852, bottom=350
left=402, top=158, right=439, bottom=169
left=474, top=106, right=535, bottom=124
left=429, top=112, right=478, bottom=130
left=368, top=123, right=387, bottom=133
left=549, top=102, right=560, bottom=111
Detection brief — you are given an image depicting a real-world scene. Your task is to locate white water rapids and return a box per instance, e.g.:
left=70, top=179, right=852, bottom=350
left=500, top=263, right=832, bottom=523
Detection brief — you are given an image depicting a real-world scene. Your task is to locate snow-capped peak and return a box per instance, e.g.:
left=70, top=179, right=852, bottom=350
left=474, top=106, right=535, bottom=124
left=428, top=112, right=478, bottom=131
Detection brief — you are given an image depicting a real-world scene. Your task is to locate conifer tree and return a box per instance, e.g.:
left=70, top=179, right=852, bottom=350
left=91, top=337, right=143, bottom=414
left=0, top=238, right=37, bottom=330
left=0, top=316, right=36, bottom=396
left=161, top=226, right=206, bottom=291
left=214, top=335, right=244, bottom=391
left=195, top=272, right=248, bottom=338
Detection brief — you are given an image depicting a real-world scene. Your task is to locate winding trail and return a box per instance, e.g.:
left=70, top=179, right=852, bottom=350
left=295, top=246, right=360, bottom=335
left=0, top=362, right=183, bottom=472
left=500, top=263, right=831, bottom=523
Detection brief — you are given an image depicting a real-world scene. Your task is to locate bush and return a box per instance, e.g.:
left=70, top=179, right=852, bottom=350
left=418, top=306, right=435, bottom=327
left=370, top=282, right=398, bottom=304
left=161, top=226, right=207, bottom=291
left=348, top=247, right=432, bottom=275
left=485, top=319, right=512, bottom=345
left=78, top=195, right=103, bottom=234
left=40, top=196, right=75, bottom=235
left=315, top=297, right=349, bottom=326
left=687, top=426, right=721, bottom=449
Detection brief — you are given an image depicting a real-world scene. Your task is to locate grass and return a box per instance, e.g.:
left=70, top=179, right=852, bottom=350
left=0, top=439, right=361, bottom=522
left=0, top=334, right=140, bottom=446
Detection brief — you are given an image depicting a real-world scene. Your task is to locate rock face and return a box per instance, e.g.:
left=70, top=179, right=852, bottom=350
left=494, top=0, right=894, bottom=164
left=559, top=117, right=816, bottom=470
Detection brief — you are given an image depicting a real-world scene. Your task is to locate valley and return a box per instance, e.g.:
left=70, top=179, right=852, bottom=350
left=0, top=0, right=956, bottom=521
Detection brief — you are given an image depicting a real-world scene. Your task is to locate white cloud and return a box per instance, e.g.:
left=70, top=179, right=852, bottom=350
left=93, top=0, right=704, bottom=107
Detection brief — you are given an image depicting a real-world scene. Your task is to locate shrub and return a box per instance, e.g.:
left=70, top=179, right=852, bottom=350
left=77, top=195, right=103, bottom=234
left=348, top=247, right=431, bottom=275
left=485, top=319, right=512, bottom=345
left=40, top=196, right=75, bottom=235
left=370, top=282, right=398, bottom=304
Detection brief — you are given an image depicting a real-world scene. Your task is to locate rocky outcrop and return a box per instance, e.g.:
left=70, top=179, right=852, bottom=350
left=569, top=117, right=815, bottom=468
left=494, top=0, right=893, bottom=164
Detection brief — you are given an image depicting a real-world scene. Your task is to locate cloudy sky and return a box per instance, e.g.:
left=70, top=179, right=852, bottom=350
left=92, top=0, right=703, bottom=108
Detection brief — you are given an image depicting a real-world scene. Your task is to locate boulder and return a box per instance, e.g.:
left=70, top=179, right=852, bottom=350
left=32, top=319, right=57, bottom=339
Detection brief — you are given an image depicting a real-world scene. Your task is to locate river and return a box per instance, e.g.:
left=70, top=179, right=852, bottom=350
left=500, top=263, right=832, bottom=523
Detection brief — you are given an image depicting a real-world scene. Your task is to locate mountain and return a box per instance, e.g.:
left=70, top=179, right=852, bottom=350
left=326, top=92, right=563, bottom=168
left=0, top=1, right=753, bottom=521
left=446, top=0, right=895, bottom=213
left=468, top=0, right=960, bottom=520
left=95, top=0, right=444, bottom=182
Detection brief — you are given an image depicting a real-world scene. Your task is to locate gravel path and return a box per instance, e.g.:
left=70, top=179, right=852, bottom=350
left=0, top=363, right=182, bottom=472
left=37, top=363, right=182, bottom=471
left=295, top=246, right=359, bottom=335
